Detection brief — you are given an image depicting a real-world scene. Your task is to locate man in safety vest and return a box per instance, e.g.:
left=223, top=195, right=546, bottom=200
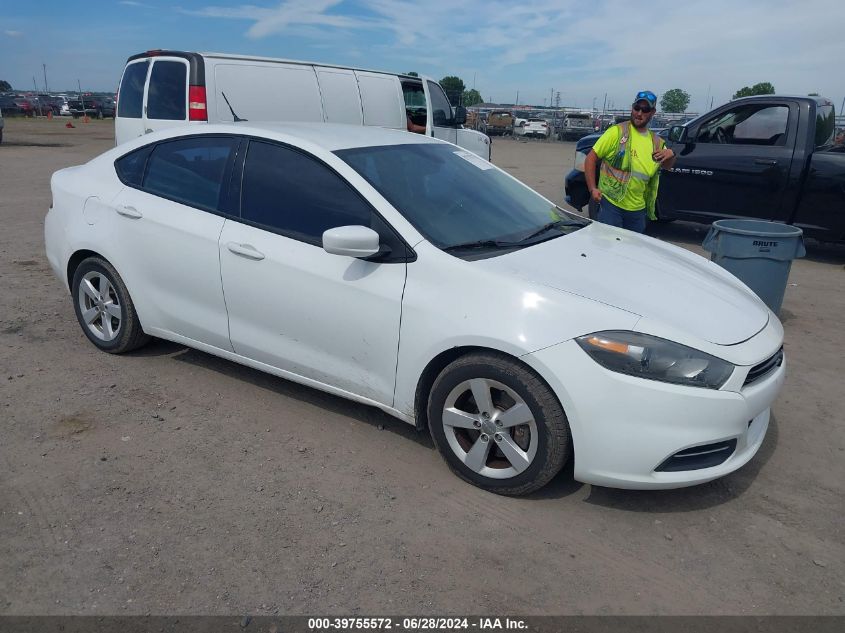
left=584, top=90, right=677, bottom=233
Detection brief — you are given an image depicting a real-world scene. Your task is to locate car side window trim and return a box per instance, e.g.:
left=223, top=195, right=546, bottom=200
left=234, top=136, right=416, bottom=263
left=113, top=133, right=242, bottom=219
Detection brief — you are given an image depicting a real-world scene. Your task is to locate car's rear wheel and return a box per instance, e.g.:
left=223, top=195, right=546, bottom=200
left=428, top=352, right=570, bottom=496
left=72, top=257, right=150, bottom=354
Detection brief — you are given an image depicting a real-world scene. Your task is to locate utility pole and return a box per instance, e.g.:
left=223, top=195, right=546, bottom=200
left=550, top=88, right=554, bottom=109
left=515, top=90, right=519, bottom=105
left=43, top=63, right=48, bottom=93
left=602, top=93, right=607, bottom=116
left=555, top=92, right=561, bottom=108
left=592, top=97, right=597, bottom=112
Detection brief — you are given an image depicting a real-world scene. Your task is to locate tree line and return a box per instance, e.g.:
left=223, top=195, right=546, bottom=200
left=409, top=74, right=798, bottom=113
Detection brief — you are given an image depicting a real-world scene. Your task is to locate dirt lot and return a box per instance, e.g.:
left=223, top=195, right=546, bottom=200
left=1, top=118, right=843, bottom=616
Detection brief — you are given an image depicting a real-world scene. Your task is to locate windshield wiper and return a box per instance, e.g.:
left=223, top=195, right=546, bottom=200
left=517, top=219, right=586, bottom=243
left=443, top=239, right=521, bottom=252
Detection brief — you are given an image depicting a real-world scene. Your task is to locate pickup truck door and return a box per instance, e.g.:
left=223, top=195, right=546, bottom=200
left=661, top=101, right=798, bottom=223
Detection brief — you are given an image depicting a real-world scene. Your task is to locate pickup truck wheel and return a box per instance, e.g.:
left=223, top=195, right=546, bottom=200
left=588, top=199, right=600, bottom=220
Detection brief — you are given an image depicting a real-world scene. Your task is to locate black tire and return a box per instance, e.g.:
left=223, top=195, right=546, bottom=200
left=71, top=257, right=150, bottom=354
left=587, top=198, right=600, bottom=220
left=427, top=352, right=570, bottom=496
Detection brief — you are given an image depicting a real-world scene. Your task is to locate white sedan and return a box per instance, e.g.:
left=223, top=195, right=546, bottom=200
left=45, top=123, right=785, bottom=495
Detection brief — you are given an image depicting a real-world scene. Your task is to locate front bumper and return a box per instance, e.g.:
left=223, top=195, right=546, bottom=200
left=527, top=339, right=785, bottom=489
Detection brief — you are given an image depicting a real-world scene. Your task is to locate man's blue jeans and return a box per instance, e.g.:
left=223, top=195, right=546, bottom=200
left=597, top=198, right=647, bottom=233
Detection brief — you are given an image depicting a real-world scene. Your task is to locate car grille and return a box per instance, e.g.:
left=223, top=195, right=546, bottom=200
left=655, top=439, right=738, bottom=472
left=744, top=348, right=784, bottom=386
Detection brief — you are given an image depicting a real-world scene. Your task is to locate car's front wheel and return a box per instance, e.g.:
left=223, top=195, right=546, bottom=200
left=71, top=257, right=150, bottom=354
left=428, top=352, right=570, bottom=495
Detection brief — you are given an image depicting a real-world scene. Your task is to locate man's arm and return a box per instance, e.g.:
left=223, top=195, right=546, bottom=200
left=653, top=140, right=676, bottom=170
left=584, top=150, right=602, bottom=202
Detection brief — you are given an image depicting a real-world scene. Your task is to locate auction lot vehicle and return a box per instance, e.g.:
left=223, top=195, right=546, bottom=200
left=566, top=96, right=845, bottom=241
left=523, top=118, right=551, bottom=138
left=68, top=96, right=116, bottom=119
left=0, top=108, right=4, bottom=143
left=485, top=110, right=514, bottom=136
left=46, top=123, right=785, bottom=494
left=558, top=112, right=594, bottom=141
left=116, top=50, right=490, bottom=160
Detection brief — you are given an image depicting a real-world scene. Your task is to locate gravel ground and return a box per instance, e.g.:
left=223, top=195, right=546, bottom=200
left=0, top=118, right=843, bottom=616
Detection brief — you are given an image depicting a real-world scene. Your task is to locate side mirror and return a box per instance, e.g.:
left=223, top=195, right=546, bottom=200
left=668, top=125, right=687, bottom=143
left=454, top=105, right=467, bottom=126
left=322, top=225, right=380, bottom=258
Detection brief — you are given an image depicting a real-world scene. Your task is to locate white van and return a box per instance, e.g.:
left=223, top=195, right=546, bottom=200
left=115, top=50, right=490, bottom=160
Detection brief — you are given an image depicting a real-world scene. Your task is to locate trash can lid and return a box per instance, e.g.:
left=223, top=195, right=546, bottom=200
left=711, top=219, right=803, bottom=238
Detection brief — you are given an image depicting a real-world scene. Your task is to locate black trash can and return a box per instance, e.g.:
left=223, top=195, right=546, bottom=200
left=702, top=219, right=805, bottom=314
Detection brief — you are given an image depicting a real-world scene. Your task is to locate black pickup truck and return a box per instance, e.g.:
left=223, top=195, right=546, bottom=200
left=67, top=96, right=116, bottom=119
left=565, top=96, right=845, bottom=242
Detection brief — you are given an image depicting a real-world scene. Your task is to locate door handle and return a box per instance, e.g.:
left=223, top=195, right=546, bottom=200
left=226, top=242, right=265, bottom=261
left=754, top=159, right=778, bottom=166
left=115, top=205, right=143, bottom=219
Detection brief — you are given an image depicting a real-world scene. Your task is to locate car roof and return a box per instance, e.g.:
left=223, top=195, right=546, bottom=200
left=117, top=122, right=444, bottom=155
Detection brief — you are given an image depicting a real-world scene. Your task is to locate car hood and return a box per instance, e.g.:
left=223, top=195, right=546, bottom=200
left=478, top=222, right=769, bottom=346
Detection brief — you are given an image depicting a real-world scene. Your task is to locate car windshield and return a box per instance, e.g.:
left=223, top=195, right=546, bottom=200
left=336, top=143, right=588, bottom=256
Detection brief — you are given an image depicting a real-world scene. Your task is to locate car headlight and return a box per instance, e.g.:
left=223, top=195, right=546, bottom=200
left=574, top=149, right=587, bottom=172
left=575, top=331, right=734, bottom=389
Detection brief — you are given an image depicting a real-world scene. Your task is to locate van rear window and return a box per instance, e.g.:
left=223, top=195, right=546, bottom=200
left=118, top=61, right=148, bottom=119
left=148, top=61, right=187, bottom=121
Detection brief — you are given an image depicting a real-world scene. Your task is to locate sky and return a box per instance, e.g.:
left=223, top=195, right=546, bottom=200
left=2, top=0, right=844, bottom=114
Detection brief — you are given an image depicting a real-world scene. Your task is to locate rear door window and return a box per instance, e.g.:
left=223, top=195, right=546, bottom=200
left=118, top=61, right=149, bottom=119
left=147, top=60, right=187, bottom=121
left=814, top=104, right=835, bottom=148
left=115, top=145, right=153, bottom=186
left=697, top=105, right=789, bottom=146
left=141, top=137, right=238, bottom=211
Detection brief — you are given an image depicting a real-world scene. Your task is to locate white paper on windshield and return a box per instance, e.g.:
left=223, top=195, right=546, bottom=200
left=453, top=150, right=493, bottom=170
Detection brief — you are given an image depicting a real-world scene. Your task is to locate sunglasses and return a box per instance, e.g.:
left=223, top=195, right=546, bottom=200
left=632, top=104, right=654, bottom=113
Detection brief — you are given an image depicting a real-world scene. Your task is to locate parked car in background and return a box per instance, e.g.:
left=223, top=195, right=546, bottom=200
left=68, top=95, right=116, bottom=119
left=558, top=112, right=594, bottom=141
left=565, top=96, right=845, bottom=241
left=486, top=110, right=514, bottom=136
left=45, top=122, right=785, bottom=495
left=523, top=118, right=551, bottom=138
left=0, top=108, right=4, bottom=144
left=0, top=95, right=35, bottom=117
left=37, top=94, right=71, bottom=116
left=115, top=50, right=490, bottom=160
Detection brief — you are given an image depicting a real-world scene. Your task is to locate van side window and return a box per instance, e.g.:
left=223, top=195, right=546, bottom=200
left=142, top=137, right=238, bottom=211
left=148, top=61, right=187, bottom=121
left=118, top=61, right=149, bottom=119
left=241, top=141, right=373, bottom=245
left=427, top=81, right=453, bottom=127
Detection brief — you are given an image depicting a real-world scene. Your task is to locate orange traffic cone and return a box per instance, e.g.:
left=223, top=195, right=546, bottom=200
left=83, top=115, right=90, bottom=123
left=66, top=122, right=75, bottom=128
left=47, top=110, right=53, bottom=120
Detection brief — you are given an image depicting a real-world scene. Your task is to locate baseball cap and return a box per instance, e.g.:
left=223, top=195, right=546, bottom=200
left=634, top=90, right=657, bottom=106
